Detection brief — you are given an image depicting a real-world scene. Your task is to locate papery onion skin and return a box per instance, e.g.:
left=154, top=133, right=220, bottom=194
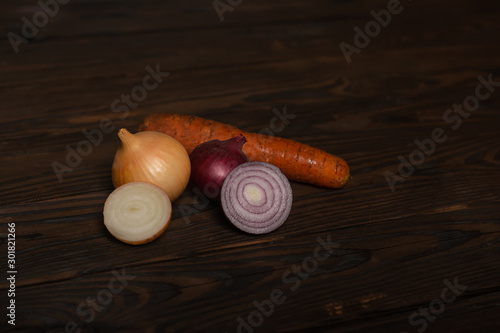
left=221, top=161, right=293, bottom=234
left=112, top=129, right=191, bottom=202
left=189, top=134, right=249, bottom=201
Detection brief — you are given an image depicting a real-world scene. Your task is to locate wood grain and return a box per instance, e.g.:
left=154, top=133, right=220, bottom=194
left=1, top=0, right=499, bottom=332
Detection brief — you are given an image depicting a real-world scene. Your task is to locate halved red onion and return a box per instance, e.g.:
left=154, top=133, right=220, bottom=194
left=221, top=161, right=293, bottom=234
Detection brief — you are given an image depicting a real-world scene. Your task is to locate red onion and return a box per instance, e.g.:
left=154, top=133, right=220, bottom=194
left=190, top=134, right=249, bottom=200
left=221, top=161, right=293, bottom=234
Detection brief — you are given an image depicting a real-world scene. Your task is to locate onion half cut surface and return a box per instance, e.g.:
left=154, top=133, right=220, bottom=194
left=221, top=162, right=293, bottom=234
left=103, top=181, right=172, bottom=245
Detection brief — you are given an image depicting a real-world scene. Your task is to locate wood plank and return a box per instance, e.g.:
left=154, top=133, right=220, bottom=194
left=1, top=223, right=498, bottom=331
left=0, top=0, right=499, bottom=332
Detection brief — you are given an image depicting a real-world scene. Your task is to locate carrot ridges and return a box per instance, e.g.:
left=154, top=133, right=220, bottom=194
left=139, top=113, right=349, bottom=189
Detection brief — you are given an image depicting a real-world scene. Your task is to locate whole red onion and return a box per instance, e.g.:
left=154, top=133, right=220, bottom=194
left=189, top=134, right=249, bottom=200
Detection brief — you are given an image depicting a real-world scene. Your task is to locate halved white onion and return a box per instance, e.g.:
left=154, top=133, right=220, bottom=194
left=103, top=182, right=172, bottom=245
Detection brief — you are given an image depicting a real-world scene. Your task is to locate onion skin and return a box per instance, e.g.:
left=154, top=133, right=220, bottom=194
left=221, top=161, right=293, bottom=234
left=112, top=129, right=191, bottom=202
left=189, top=134, right=249, bottom=201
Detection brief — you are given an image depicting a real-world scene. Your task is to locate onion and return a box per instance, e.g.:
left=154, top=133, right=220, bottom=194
left=112, top=128, right=191, bottom=202
left=221, top=162, right=293, bottom=234
left=103, top=181, right=172, bottom=245
left=190, top=134, right=249, bottom=200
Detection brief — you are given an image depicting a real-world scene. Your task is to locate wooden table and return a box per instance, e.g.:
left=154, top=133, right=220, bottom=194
left=1, top=0, right=499, bottom=332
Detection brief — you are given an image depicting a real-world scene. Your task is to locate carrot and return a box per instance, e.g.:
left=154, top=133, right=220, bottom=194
left=138, top=113, right=349, bottom=188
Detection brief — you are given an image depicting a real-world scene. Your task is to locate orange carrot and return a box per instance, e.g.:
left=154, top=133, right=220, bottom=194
left=138, top=113, right=349, bottom=188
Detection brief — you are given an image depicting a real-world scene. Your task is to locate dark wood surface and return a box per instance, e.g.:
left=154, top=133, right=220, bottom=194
left=1, top=0, right=499, bottom=332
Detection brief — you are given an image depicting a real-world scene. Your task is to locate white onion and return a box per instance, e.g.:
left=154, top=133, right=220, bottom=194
left=103, top=182, right=172, bottom=245
left=112, top=128, right=191, bottom=202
